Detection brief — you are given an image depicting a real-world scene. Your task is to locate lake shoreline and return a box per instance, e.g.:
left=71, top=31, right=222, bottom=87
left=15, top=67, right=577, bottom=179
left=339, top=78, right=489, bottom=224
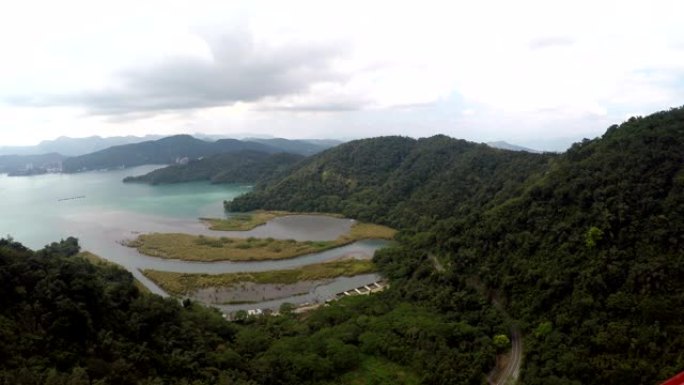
left=0, top=167, right=391, bottom=310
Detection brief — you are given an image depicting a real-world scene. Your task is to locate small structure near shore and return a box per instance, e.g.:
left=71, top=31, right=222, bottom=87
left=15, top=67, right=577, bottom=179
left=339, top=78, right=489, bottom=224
left=333, top=280, right=387, bottom=300
left=247, top=308, right=263, bottom=316
left=222, top=280, right=389, bottom=321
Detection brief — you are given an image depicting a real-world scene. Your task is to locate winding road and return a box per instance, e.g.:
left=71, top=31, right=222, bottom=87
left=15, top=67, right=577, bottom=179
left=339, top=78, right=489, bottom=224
left=489, top=328, right=523, bottom=385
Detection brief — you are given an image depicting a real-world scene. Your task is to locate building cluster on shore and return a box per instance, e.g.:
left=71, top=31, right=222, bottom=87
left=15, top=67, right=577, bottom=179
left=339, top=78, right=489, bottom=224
left=223, top=280, right=388, bottom=321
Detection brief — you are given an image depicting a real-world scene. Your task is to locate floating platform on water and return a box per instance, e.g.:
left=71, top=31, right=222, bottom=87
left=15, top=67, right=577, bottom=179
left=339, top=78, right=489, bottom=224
left=57, top=195, right=86, bottom=202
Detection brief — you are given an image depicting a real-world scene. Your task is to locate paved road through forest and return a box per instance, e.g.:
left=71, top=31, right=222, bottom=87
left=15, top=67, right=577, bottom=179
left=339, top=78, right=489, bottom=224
left=490, top=328, right=523, bottom=385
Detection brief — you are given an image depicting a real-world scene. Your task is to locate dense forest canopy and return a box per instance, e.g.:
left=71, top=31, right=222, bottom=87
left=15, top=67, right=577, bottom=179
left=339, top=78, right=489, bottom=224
left=229, top=107, right=684, bottom=384
left=227, top=135, right=556, bottom=230
left=3, top=106, right=684, bottom=384
left=123, top=151, right=305, bottom=185
left=0, top=237, right=498, bottom=385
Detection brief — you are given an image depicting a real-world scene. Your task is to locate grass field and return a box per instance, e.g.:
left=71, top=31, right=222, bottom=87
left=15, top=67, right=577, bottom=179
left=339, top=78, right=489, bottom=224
left=142, top=258, right=376, bottom=295
left=201, top=210, right=344, bottom=231
left=201, top=211, right=290, bottom=231
left=77, top=251, right=150, bottom=293
left=128, top=233, right=338, bottom=261
left=129, top=221, right=397, bottom=262
left=339, top=222, right=397, bottom=242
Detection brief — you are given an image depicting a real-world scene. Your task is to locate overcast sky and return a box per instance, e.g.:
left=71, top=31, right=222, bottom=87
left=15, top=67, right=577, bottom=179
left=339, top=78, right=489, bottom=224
left=0, top=0, right=682, bottom=150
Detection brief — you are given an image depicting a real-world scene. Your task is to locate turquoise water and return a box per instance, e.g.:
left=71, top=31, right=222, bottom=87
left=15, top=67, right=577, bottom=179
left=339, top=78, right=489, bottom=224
left=0, top=167, right=388, bottom=300
left=0, top=165, right=251, bottom=248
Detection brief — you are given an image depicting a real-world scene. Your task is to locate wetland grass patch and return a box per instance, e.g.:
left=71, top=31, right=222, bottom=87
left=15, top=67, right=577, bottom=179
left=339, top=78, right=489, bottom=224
left=129, top=220, right=396, bottom=262
left=142, top=258, right=376, bottom=295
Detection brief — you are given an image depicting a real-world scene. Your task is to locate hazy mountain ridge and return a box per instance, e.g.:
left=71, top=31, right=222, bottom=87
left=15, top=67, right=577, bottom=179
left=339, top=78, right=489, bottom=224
left=0, top=135, right=165, bottom=157
left=244, top=138, right=342, bottom=156
left=61, top=135, right=340, bottom=173
left=486, top=140, right=542, bottom=153
left=63, top=135, right=259, bottom=172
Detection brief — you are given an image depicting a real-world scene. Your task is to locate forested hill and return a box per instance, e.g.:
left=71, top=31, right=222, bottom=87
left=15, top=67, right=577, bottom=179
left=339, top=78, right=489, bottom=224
left=123, top=151, right=305, bottom=185
left=4, top=107, right=683, bottom=384
left=227, top=135, right=556, bottom=229
left=0, top=237, right=497, bottom=384
left=61, top=135, right=281, bottom=172
left=244, top=138, right=342, bottom=156
left=227, top=107, right=684, bottom=384
left=431, top=108, right=684, bottom=384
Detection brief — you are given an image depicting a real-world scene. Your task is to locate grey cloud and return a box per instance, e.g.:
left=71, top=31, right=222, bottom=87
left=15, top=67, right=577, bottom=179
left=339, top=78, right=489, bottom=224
left=11, top=31, right=350, bottom=114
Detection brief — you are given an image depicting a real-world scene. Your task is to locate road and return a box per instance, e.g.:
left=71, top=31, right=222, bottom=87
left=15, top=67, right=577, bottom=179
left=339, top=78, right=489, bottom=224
left=489, top=327, right=523, bottom=385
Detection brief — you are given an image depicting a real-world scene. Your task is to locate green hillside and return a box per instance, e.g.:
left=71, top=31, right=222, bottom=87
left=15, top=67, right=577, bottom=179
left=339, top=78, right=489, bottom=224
left=227, top=135, right=555, bottom=229
left=123, top=151, right=304, bottom=185
left=3, top=106, right=683, bottom=384
left=228, top=107, right=684, bottom=384
left=0, top=237, right=495, bottom=385
left=435, top=109, right=684, bottom=384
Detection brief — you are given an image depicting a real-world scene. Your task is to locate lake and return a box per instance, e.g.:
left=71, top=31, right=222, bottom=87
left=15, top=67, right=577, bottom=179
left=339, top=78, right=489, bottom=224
left=0, top=165, right=388, bottom=302
left=0, top=165, right=251, bottom=248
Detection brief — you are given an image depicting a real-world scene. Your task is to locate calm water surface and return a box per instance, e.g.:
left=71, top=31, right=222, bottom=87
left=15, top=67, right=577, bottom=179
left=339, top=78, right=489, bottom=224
left=0, top=166, right=388, bottom=299
left=0, top=165, right=252, bottom=247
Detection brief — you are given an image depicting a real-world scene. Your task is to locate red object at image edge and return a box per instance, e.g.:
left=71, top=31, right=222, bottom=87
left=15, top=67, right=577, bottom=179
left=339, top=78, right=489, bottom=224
left=662, top=371, right=684, bottom=385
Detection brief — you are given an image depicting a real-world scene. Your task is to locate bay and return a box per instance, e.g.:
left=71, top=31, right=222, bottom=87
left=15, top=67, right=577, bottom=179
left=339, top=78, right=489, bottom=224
left=0, top=165, right=251, bottom=249
left=0, top=166, right=388, bottom=301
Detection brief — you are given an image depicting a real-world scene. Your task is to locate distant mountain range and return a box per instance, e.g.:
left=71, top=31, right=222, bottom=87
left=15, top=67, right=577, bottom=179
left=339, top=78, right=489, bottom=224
left=0, top=135, right=164, bottom=157
left=0, top=135, right=343, bottom=158
left=62, top=135, right=273, bottom=173
left=486, top=141, right=541, bottom=153
left=61, top=135, right=339, bottom=173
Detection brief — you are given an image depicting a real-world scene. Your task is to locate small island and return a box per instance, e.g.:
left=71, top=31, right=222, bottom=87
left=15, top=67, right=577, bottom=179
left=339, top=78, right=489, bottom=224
left=126, top=217, right=396, bottom=262
left=142, top=258, right=376, bottom=297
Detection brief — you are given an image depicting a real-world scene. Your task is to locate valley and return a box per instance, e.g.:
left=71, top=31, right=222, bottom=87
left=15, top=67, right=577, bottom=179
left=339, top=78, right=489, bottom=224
left=0, top=107, right=682, bottom=384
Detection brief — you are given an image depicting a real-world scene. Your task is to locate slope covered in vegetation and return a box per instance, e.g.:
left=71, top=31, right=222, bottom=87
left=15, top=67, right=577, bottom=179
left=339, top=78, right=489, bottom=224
left=433, top=110, right=684, bottom=384
left=0, top=237, right=497, bottom=385
left=123, top=151, right=304, bottom=185
left=4, top=107, right=683, bottom=385
left=227, top=135, right=555, bottom=229
left=228, top=107, right=684, bottom=384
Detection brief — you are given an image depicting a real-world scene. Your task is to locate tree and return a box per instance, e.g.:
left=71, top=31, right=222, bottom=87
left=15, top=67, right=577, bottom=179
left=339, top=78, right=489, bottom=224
left=279, top=302, right=296, bottom=316
left=585, top=226, right=604, bottom=248
left=493, top=334, right=511, bottom=352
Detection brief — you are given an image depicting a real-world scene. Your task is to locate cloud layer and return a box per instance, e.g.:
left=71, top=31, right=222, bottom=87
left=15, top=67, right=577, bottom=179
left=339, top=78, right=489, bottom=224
left=0, top=0, right=682, bottom=150
left=12, top=30, right=347, bottom=114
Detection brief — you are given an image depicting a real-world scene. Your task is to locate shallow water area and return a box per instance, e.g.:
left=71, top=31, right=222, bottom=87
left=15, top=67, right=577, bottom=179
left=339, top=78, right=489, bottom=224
left=215, top=273, right=383, bottom=313
left=0, top=166, right=390, bottom=302
left=0, top=165, right=250, bottom=248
